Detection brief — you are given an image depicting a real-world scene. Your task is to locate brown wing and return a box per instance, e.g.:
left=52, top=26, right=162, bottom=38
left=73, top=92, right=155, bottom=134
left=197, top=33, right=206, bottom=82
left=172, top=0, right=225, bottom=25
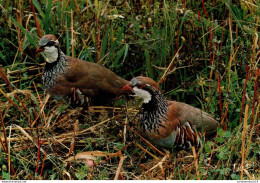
left=63, top=57, right=129, bottom=97
left=167, top=100, right=219, bottom=136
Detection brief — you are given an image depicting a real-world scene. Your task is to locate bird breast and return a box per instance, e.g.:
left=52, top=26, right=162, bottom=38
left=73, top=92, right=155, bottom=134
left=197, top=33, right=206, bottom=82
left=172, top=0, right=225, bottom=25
left=42, top=53, right=69, bottom=92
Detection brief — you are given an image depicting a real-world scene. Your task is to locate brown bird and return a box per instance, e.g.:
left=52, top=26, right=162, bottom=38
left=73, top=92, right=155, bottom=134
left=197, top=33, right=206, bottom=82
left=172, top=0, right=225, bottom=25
left=36, top=34, right=129, bottom=105
left=122, top=76, right=219, bottom=149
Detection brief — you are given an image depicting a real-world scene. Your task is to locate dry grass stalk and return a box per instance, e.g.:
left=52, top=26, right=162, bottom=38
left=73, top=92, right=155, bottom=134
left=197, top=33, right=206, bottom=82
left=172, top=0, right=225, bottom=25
left=204, top=133, right=218, bottom=180
left=243, top=169, right=254, bottom=180
left=245, top=103, right=260, bottom=160
left=135, top=143, right=159, bottom=160
left=216, top=71, right=223, bottom=126
left=192, top=147, right=200, bottom=180
left=8, top=126, right=11, bottom=175
left=66, top=151, right=116, bottom=162
left=158, top=46, right=182, bottom=84
left=240, top=104, right=249, bottom=179
left=73, top=0, right=81, bottom=14
left=28, top=0, right=42, bottom=37
left=144, top=151, right=170, bottom=176
left=114, top=153, right=126, bottom=180
left=123, top=108, right=128, bottom=145
left=71, top=9, right=74, bottom=58
left=250, top=69, right=259, bottom=127
left=14, top=125, right=57, bottom=166
left=0, top=108, right=15, bottom=175
left=126, top=124, right=165, bottom=157
left=89, top=106, right=138, bottom=113
left=55, top=114, right=120, bottom=139
left=35, top=136, right=42, bottom=176
left=239, top=66, right=250, bottom=124
left=40, top=152, right=47, bottom=179
left=32, top=94, right=50, bottom=127
left=32, top=82, right=47, bottom=126
left=67, top=120, right=79, bottom=157
left=88, top=141, right=134, bottom=180
left=0, top=67, right=32, bottom=123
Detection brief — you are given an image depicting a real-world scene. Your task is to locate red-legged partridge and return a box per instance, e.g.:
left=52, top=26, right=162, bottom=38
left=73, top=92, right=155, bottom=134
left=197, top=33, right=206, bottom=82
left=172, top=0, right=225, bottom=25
left=122, top=76, right=219, bottom=149
left=36, top=34, right=129, bottom=105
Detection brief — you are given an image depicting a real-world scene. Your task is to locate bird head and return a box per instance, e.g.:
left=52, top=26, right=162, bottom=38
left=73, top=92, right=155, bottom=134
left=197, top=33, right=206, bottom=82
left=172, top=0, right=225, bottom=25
left=36, top=34, right=60, bottom=63
left=122, top=76, right=162, bottom=103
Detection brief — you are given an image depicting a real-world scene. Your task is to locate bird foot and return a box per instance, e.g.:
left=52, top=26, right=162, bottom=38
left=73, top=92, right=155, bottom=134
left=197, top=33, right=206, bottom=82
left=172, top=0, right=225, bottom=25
left=67, top=88, right=89, bottom=109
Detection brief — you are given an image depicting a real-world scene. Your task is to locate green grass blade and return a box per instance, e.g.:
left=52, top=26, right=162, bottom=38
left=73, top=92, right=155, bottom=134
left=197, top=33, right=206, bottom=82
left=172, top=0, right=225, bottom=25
left=11, top=17, right=38, bottom=48
left=178, top=10, right=190, bottom=46
left=100, top=30, right=109, bottom=60
left=106, top=26, right=124, bottom=61
left=144, top=48, right=153, bottom=78
left=85, top=47, right=94, bottom=62
left=225, top=3, right=243, bottom=31
left=129, top=16, right=143, bottom=38
left=44, top=0, right=53, bottom=34
left=32, top=0, right=44, bottom=18
left=113, top=44, right=128, bottom=67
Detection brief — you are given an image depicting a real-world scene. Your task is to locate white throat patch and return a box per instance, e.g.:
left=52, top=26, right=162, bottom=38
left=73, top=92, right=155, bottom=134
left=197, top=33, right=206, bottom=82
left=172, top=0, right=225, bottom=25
left=44, top=46, right=58, bottom=63
left=133, top=86, right=152, bottom=103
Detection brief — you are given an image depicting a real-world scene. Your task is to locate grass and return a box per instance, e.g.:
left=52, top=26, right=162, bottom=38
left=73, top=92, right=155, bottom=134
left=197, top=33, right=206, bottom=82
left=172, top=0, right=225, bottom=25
left=0, top=0, right=259, bottom=180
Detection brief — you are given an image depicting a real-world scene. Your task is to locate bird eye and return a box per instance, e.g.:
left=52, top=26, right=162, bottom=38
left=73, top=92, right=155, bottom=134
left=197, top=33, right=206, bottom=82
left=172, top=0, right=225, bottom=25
left=137, top=84, right=145, bottom=89
left=45, top=41, right=55, bottom=47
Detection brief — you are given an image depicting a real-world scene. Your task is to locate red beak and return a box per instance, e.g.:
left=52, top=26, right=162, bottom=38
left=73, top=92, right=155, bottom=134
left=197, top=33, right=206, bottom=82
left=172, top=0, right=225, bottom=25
left=36, top=46, right=44, bottom=53
left=122, top=84, right=133, bottom=91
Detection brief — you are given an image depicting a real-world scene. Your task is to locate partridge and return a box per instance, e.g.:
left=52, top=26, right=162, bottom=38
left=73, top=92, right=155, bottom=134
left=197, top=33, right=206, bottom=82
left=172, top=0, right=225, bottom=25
left=122, top=76, right=219, bottom=149
left=36, top=34, right=129, bottom=105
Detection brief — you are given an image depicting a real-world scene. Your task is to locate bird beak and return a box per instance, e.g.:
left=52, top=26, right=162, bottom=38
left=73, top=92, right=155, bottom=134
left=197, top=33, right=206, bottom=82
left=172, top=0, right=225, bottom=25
left=36, top=46, right=44, bottom=53
left=122, top=84, right=133, bottom=91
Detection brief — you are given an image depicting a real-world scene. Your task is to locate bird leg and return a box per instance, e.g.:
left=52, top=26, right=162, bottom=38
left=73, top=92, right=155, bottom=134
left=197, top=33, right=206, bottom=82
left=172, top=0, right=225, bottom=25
left=68, top=88, right=89, bottom=108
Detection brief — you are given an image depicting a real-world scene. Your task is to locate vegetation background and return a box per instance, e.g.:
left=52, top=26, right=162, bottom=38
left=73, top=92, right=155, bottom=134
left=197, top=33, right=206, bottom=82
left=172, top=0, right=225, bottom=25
left=0, top=0, right=259, bottom=180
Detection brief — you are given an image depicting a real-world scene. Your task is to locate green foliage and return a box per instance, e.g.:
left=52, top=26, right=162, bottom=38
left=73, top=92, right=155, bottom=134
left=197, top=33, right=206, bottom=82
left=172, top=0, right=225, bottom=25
left=2, top=172, right=11, bottom=180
